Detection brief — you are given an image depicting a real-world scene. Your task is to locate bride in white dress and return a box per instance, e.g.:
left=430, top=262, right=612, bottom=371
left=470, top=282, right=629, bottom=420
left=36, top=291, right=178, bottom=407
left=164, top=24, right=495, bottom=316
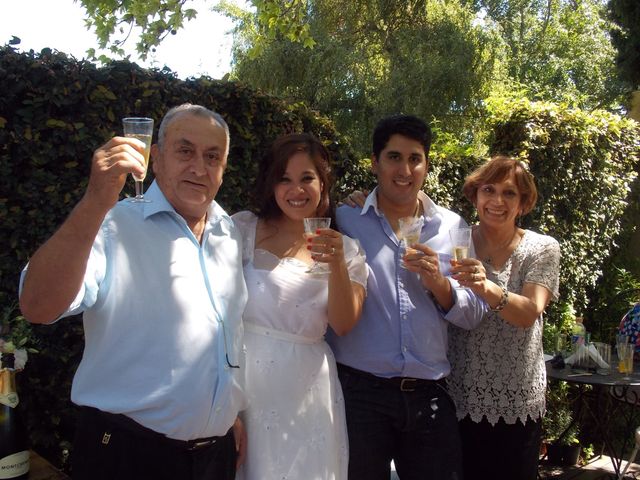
left=233, top=133, right=367, bottom=480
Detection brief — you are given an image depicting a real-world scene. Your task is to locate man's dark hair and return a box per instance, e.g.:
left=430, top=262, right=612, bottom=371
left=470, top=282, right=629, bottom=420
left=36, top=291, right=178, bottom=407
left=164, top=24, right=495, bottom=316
left=372, top=115, right=432, bottom=159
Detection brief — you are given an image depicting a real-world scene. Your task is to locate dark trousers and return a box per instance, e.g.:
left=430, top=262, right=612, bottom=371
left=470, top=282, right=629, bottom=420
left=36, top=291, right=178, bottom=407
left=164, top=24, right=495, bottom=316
left=338, top=364, right=463, bottom=480
left=72, top=407, right=237, bottom=480
left=459, top=415, right=542, bottom=480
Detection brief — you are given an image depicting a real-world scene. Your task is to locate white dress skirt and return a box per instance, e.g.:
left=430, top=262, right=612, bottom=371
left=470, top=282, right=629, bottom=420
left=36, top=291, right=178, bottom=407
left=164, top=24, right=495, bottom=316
left=233, top=211, right=367, bottom=480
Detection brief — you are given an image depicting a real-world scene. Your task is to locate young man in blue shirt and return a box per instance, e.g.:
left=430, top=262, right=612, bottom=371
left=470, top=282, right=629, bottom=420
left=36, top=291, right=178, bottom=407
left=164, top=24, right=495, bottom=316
left=327, top=114, right=485, bottom=480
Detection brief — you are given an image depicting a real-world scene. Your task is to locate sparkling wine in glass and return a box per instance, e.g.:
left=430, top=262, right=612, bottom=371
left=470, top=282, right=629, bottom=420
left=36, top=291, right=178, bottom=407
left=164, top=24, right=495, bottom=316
left=450, top=227, right=472, bottom=262
left=398, top=216, right=424, bottom=269
left=303, top=217, right=332, bottom=275
left=123, top=117, right=154, bottom=203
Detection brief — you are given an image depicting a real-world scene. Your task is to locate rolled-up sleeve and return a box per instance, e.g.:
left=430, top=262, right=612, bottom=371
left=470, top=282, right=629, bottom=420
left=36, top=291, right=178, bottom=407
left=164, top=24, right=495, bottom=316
left=444, top=281, right=488, bottom=330
left=19, top=223, right=108, bottom=322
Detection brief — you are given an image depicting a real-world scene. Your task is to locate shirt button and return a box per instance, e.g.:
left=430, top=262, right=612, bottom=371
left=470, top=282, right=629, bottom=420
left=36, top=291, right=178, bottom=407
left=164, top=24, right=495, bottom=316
left=402, top=314, right=407, bottom=321
left=402, top=346, right=408, bottom=353
left=224, top=364, right=230, bottom=370
left=215, top=407, right=222, bottom=412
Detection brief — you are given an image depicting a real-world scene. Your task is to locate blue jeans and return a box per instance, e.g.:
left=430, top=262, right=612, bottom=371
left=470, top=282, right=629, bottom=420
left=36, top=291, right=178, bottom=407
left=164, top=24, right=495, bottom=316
left=338, top=365, right=463, bottom=480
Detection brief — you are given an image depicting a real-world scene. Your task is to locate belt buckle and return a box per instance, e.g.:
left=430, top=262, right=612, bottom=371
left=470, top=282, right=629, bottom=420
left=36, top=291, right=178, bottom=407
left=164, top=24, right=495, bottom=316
left=400, top=378, right=417, bottom=392
left=187, top=438, right=216, bottom=451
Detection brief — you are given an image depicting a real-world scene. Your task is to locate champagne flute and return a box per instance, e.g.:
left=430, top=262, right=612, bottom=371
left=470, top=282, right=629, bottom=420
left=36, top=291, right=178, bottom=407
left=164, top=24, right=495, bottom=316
left=449, top=227, right=472, bottom=262
left=303, top=217, right=332, bottom=275
left=123, top=117, right=154, bottom=203
left=398, top=216, right=424, bottom=269
left=449, top=227, right=472, bottom=290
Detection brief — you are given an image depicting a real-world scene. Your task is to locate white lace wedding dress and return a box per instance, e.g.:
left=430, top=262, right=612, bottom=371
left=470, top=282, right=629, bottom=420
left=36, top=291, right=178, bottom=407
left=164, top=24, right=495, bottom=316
left=233, top=211, right=367, bottom=480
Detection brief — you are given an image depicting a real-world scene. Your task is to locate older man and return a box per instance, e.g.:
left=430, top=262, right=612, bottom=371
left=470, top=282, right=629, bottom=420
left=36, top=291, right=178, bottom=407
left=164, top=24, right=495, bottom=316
left=19, top=104, right=247, bottom=480
left=327, top=114, right=486, bottom=480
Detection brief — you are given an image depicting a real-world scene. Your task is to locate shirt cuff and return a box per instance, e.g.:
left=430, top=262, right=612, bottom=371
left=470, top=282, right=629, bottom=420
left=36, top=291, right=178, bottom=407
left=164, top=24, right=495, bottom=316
left=443, top=278, right=489, bottom=327
left=427, top=277, right=458, bottom=315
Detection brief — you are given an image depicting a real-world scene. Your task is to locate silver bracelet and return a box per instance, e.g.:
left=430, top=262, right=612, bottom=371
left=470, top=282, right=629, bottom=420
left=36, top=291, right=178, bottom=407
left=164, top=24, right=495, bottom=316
left=490, top=286, right=509, bottom=312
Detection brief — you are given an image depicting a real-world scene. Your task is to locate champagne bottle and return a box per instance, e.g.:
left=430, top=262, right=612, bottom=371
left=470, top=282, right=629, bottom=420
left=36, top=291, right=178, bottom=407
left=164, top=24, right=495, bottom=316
left=0, top=353, right=29, bottom=479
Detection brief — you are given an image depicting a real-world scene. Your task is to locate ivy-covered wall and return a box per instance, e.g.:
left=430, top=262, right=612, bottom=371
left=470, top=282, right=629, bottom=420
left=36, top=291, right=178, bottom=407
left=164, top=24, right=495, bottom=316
left=1, top=46, right=639, bottom=471
left=484, top=98, right=640, bottom=340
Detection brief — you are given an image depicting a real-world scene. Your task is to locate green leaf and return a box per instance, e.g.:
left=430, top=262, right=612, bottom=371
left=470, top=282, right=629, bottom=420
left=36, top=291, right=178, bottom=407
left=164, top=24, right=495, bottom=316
left=46, top=119, right=69, bottom=129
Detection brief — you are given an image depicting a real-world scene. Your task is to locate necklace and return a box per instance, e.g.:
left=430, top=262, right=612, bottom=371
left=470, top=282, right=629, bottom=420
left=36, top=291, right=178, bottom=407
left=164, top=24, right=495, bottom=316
left=478, top=227, right=519, bottom=265
left=412, top=199, right=422, bottom=217
left=257, top=219, right=307, bottom=259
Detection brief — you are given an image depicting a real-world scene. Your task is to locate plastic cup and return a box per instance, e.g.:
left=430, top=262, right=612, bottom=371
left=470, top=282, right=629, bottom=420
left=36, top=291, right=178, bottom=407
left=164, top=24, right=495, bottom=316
left=449, top=227, right=472, bottom=262
left=617, top=343, right=634, bottom=374
left=122, top=117, right=154, bottom=202
left=555, top=333, right=567, bottom=356
left=398, top=216, right=424, bottom=269
left=593, top=342, right=611, bottom=375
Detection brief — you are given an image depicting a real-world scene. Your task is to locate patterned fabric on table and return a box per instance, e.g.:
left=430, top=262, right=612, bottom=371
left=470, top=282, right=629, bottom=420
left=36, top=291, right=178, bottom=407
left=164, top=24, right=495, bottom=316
left=619, top=303, right=640, bottom=352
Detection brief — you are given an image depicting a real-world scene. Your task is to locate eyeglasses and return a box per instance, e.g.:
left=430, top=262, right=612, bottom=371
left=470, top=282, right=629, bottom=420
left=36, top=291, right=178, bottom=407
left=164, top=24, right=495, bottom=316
left=221, top=321, right=240, bottom=369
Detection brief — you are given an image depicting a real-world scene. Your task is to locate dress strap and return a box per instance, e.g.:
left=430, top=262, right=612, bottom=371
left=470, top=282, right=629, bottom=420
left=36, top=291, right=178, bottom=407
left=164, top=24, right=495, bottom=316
left=244, top=321, right=323, bottom=345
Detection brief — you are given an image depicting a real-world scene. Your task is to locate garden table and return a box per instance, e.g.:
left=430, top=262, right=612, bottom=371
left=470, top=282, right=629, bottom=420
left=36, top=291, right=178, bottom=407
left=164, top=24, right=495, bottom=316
left=545, top=359, right=640, bottom=479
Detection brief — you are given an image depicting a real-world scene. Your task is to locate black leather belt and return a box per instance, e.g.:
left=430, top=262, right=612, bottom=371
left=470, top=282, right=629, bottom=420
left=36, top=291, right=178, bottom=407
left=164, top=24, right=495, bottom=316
left=337, top=363, right=447, bottom=392
left=81, top=406, right=226, bottom=451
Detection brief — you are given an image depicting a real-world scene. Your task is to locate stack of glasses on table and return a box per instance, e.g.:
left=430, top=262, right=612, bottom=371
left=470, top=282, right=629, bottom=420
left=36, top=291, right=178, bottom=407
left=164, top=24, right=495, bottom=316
left=554, top=333, right=638, bottom=375
left=554, top=331, right=614, bottom=375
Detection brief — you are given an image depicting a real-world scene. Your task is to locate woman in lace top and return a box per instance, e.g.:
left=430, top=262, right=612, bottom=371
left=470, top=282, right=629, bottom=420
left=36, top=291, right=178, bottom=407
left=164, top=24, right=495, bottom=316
left=448, top=155, right=561, bottom=480
left=232, top=133, right=367, bottom=480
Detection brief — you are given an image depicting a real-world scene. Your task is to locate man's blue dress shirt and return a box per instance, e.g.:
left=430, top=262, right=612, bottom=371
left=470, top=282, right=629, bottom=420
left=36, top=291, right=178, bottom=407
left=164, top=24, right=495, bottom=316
left=326, top=189, right=486, bottom=380
left=20, top=181, right=248, bottom=440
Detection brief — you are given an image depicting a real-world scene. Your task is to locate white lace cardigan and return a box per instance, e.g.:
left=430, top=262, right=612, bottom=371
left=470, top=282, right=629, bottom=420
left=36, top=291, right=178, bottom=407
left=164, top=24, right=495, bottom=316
left=447, top=230, right=561, bottom=425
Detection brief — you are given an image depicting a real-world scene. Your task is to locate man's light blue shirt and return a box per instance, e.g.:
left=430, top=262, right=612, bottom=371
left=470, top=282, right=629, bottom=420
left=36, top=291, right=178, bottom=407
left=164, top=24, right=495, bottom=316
left=20, top=181, right=248, bottom=440
left=326, top=188, right=486, bottom=380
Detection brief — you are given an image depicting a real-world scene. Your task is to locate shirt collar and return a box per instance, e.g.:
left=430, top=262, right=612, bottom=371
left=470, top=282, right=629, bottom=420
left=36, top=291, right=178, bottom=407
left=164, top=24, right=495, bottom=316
left=141, top=180, right=230, bottom=227
left=361, top=187, right=439, bottom=221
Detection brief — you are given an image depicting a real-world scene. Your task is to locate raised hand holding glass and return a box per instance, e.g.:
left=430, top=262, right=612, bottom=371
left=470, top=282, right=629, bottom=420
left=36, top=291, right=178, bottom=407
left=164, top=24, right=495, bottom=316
left=303, top=217, right=332, bottom=275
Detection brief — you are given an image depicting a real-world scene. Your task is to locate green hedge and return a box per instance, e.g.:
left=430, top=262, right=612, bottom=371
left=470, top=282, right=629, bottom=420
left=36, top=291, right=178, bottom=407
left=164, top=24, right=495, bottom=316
left=483, top=98, right=640, bottom=342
